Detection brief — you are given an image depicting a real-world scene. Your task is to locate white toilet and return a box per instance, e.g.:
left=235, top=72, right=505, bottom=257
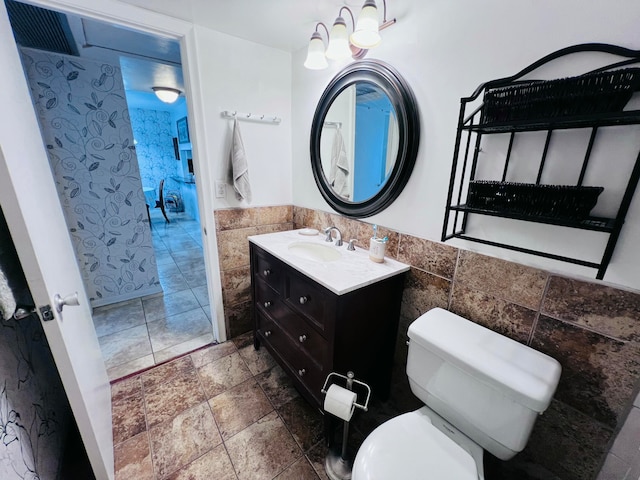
left=352, top=308, right=561, bottom=480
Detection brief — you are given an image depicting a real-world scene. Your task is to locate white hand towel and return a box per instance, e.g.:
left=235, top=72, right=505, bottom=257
left=0, top=267, right=16, bottom=321
left=230, top=118, right=252, bottom=203
left=329, top=128, right=350, bottom=198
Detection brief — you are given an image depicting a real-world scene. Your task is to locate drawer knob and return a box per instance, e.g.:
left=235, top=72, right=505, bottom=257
left=264, top=301, right=272, bottom=308
left=264, top=330, right=272, bottom=337
left=299, top=296, right=309, bottom=304
left=263, top=269, right=271, bottom=276
left=298, top=368, right=306, bottom=377
left=299, top=334, right=307, bottom=343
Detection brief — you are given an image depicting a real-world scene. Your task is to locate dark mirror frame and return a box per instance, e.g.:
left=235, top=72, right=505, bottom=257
left=310, top=60, right=420, bottom=217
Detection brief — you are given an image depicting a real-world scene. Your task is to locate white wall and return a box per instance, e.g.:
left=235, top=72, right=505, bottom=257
left=192, top=26, right=292, bottom=209
left=292, top=0, right=640, bottom=290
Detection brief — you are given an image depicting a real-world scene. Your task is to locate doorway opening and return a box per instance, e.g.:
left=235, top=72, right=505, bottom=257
left=5, top=0, right=215, bottom=380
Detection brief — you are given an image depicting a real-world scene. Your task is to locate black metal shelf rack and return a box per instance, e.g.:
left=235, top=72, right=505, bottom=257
left=442, top=43, right=640, bottom=279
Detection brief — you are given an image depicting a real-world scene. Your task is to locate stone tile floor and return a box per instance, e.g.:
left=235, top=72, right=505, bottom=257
left=111, top=332, right=333, bottom=480
left=94, top=209, right=214, bottom=381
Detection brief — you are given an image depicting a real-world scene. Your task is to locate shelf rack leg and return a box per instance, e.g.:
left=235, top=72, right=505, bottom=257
left=442, top=101, right=468, bottom=241
left=597, top=148, right=640, bottom=279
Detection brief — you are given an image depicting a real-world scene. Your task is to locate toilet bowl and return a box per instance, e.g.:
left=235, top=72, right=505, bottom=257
left=352, top=308, right=561, bottom=480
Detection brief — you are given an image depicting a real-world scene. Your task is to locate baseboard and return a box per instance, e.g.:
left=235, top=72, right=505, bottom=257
left=90, top=284, right=163, bottom=308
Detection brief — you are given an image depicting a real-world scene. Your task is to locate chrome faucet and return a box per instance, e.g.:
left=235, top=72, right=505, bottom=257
left=323, top=226, right=343, bottom=246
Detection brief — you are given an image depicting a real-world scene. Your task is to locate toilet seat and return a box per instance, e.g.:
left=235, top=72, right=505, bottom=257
left=352, top=408, right=479, bottom=480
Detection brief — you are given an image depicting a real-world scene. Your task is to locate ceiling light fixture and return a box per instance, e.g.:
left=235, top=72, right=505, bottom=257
left=304, top=0, right=395, bottom=70
left=152, top=87, right=181, bottom=103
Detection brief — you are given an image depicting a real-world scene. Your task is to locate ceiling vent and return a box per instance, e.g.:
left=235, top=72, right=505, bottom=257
left=5, top=0, right=77, bottom=56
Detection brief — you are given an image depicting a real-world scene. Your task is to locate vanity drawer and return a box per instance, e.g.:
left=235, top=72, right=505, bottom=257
left=285, top=272, right=334, bottom=331
left=256, top=311, right=325, bottom=403
left=273, top=306, right=329, bottom=366
left=254, top=278, right=285, bottom=318
left=254, top=251, right=283, bottom=293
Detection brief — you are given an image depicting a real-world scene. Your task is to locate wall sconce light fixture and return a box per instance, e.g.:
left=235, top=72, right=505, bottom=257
left=304, top=0, right=395, bottom=70
left=152, top=87, right=181, bottom=103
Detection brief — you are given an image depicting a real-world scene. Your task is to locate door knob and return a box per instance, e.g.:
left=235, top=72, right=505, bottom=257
left=53, top=292, right=80, bottom=313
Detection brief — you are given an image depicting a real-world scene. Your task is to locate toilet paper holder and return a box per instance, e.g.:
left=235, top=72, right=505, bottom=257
left=321, top=371, right=371, bottom=413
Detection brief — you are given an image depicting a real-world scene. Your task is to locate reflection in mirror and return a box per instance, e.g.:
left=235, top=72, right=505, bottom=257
left=320, top=82, right=400, bottom=202
left=311, top=60, right=419, bottom=218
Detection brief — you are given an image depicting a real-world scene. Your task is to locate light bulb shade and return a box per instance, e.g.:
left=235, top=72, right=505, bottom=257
left=152, top=87, right=181, bottom=103
left=350, top=0, right=381, bottom=48
left=326, top=17, right=352, bottom=60
left=304, top=32, right=328, bottom=70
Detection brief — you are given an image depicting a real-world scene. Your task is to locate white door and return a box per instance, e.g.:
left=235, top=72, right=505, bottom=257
left=0, top=4, right=113, bottom=480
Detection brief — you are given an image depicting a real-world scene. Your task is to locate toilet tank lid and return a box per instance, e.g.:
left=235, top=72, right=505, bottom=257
left=408, top=308, right=561, bottom=413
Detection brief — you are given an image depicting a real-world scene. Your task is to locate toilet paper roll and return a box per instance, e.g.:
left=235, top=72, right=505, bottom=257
left=324, top=384, right=357, bottom=421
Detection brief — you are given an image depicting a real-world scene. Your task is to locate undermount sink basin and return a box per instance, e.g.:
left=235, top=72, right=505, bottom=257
left=288, top=241, right=341, bottom=262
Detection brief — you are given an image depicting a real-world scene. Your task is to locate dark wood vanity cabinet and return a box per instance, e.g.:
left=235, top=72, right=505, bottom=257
left=250, top=243, right=406, bottom=409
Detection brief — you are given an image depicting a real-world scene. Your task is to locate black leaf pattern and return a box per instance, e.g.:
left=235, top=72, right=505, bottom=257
left=84, top=103, right=97, bottom=111
left=55, top=60, right=63, bottom=69
left=66, top=71, right=79, bottom=81
left=70, top=188, right=79, bottom=198
left=45, top=97, right=57, bottom=109
left=69, top=60, right=85, bottom=70
left=67, top=104, right=81, bottom=115
left=88, top=162, right=99, bottom=172
left=106, top=238, right=116, bottom=246
left=54, top=137, right=62, bottom=148
left=37, top=81, right=50, bottom=89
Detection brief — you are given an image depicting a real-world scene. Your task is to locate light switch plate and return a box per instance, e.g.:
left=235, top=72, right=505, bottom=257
left=215, top=182, right=226, bottom=198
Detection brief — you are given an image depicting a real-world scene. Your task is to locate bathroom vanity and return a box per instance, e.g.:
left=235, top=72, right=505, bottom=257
left=249, top=230, right=409, bottom=409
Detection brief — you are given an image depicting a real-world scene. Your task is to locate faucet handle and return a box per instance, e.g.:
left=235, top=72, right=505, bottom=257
left=323, top=226, right=333, bottom=242
left=347, top=239, right=357, bottom=251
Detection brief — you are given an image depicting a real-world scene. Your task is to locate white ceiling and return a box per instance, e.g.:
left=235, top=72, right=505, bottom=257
left=116, top=0, right=399, bottom=52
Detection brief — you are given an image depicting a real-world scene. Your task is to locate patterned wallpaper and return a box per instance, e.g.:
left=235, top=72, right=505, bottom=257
left=0, top=314, right=69, bottom=480
left=129, top=108, right=180, bottom=195
left=19, top=48, right=160, bottom=306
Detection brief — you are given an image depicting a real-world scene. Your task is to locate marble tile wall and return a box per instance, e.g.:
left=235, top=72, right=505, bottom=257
left=292, top=205, right=640, bottom=480
left=215, top=206, right=293, bottom=338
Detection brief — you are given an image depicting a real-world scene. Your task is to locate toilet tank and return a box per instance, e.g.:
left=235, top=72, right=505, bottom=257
left=406, top=308, right=561, bottom=460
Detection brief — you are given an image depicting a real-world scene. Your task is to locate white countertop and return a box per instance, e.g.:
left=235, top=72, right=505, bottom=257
left=248, top=229, right=410, bottom=295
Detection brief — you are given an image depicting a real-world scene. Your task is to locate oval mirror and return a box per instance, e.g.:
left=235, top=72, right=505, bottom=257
left=310, top=60, right=420, bottom=217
